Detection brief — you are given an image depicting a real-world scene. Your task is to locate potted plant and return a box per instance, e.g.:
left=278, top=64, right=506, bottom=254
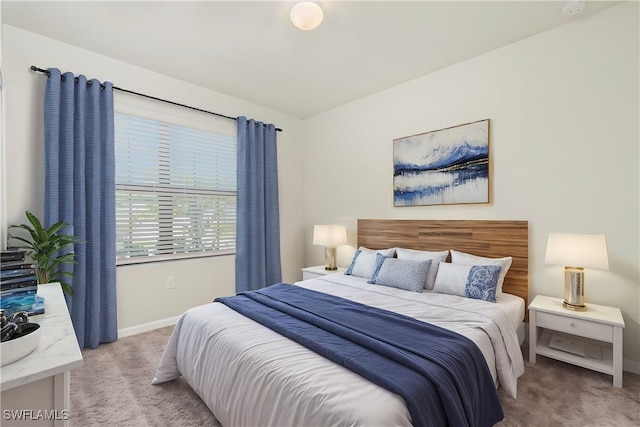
left=8, top=211, right=83, bottom=295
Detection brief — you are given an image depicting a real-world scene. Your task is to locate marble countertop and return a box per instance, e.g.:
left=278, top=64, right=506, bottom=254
left=0, top=283, right=83, bottom=391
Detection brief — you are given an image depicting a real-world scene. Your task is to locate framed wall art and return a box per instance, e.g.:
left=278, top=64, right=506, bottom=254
left=393, top=119, right=490, bottom=207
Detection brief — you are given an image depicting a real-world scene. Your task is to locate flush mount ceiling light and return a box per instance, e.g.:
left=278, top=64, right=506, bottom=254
left=562, top=1, right=586, bottom=16
left=290, top=1, right=324, bottom=31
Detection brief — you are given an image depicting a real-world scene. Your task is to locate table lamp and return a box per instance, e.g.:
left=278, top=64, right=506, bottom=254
left=545, top=233, right=609, bottom=311
left=313, top=225, right=347, bottom=270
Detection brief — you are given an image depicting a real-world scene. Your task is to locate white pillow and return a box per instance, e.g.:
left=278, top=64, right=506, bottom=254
left=396, top=248, right=449, bottom=290
left=344, top=246, right=396, bottom=279
left=368, top=254, right=432, bottom=293
left=432, top=262, right=502, bottom=302
left=450, top=250, right=512, bottom=295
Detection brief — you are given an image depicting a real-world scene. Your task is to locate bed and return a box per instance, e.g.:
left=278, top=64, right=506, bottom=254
left=153, top=219, right=528, bottom=426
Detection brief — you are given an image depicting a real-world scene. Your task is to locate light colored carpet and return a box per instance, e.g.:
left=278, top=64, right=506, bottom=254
left=70, top=326, right=219, bottom=427
left=71, top=326, right=640, bottom=426
left=495, top=351, right=640, bottom=426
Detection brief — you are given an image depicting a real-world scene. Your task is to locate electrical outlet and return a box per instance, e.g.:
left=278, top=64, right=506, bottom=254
left=166, top=276, right=176, bottom=290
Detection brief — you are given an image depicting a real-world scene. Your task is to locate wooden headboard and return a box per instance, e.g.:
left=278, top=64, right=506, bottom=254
left=357, top=219, right=529, bottom=322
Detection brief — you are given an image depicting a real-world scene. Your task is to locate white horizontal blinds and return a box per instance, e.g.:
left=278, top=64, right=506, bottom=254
left=115, top=112, right=236, bottom=264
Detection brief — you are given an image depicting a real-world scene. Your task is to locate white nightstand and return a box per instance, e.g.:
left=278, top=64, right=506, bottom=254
left=529, top=295, right=625, bottom=387
left=302, top=265, right=347, bottom=281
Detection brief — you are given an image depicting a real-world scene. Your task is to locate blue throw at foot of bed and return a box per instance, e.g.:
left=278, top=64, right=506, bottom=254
left=216, top=283, right=503, bottom=427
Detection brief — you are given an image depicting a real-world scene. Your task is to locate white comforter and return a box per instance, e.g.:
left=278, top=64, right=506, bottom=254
left=153, top=275, right=525, bottom=426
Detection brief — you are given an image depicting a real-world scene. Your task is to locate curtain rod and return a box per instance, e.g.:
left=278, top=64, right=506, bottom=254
left=30, top=65, right=283, bottom=132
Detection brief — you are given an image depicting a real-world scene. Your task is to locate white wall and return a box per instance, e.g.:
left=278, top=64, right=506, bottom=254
left=303, top=3, right=640, bottom=369
left=2, top=25, right=305, bottom=329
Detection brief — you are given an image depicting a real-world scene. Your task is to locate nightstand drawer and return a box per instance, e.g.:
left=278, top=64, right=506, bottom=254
left=537, top=312, right=612, bottom=342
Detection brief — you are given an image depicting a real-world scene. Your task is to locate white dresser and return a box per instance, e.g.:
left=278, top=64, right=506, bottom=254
left=1, top=283, right=83, bottom=426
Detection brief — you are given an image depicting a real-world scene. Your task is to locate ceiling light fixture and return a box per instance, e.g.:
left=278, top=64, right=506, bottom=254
left=561, top=1, right=586, bottom=16
left=290, top=1, right=324, bottom=31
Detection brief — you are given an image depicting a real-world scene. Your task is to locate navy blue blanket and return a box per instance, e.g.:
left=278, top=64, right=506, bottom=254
left=216, top=283, right=503, bottom=427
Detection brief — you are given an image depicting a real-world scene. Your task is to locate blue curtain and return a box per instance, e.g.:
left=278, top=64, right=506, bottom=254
left=235, top=117, right=282, bottom=292
left=43, top=68, right=117, bottom=349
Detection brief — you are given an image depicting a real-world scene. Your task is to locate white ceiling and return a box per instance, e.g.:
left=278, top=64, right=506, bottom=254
left=2, top=1, right=620, bottom=118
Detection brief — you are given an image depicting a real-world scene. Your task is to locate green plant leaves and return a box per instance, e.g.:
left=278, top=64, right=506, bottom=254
left=8, top=211, right=84, bottom=296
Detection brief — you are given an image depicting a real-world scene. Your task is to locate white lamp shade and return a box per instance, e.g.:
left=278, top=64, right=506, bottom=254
left=545, top=233, right=609, bottom=270
left=313, top=225, right=347, bottom=247
left=290, top=1, right=324, bottom=31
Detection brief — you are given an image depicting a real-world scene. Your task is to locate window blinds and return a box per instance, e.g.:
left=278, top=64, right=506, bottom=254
left=115, top=112, right=236, bottom=264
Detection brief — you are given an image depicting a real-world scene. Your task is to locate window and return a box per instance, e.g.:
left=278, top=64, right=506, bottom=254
left=114, top=104, right=236, bottom=265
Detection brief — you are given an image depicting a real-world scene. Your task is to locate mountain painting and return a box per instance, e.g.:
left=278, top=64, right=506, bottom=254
left=393, top=119, right=490, bottom=206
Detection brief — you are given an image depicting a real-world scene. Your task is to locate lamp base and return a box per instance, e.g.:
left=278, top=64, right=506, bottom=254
left=562, top=301, right=587, bottom=311
left=324, top=247, right=337, bottom=270
left=563, top=266, right=587, bottom=311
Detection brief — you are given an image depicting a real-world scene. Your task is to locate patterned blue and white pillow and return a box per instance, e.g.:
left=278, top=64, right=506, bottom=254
left=367, top=254, right=432, bottom=293
left=433, top=262, right=502, bottom=302
left=450, top=250, right=512, bottom=296
left=465, top=265, right=502, bottom=302
left=344, top=247, right=396, bottom=279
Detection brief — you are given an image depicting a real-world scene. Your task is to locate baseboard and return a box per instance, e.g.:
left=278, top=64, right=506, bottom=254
left=623, top=358, right=640, bottom=375
left=118, top=315, right=181, bottom=338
